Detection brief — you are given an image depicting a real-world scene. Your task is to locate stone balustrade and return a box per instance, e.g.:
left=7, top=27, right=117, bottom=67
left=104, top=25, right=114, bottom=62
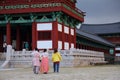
left=0, top=53, right=6, bottom=66
left=7, top=49, right=107, bottom=68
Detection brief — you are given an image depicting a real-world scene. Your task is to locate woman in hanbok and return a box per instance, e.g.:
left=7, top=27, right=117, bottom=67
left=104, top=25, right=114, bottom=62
left=40, top=49, right=49, bottom=74
left=32, top=48, right=40, bottom=74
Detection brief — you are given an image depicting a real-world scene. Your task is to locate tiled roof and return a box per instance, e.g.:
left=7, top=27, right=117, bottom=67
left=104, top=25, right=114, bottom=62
left=80, top=22, right=120, bottom=34
left=76, top=29, right=115, bottom=47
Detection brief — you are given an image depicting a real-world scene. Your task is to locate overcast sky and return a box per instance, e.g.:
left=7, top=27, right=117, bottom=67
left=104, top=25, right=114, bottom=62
left=76, top=0, right=120, bottom=24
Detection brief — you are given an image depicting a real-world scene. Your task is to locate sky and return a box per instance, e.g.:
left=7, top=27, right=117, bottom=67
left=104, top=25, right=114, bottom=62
left=76, top=0, right=120, bottom=24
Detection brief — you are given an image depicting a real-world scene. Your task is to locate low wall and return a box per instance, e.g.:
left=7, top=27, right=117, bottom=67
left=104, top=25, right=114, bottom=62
left=115, top=55, right=120, bottom=64
left=8, top=49, right=106, bottom=68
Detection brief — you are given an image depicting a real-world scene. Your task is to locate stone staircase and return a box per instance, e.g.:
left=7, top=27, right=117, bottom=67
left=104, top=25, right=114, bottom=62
left=0, top=47, right=107, bottom=68
left=0, top=61, right=5, bottom=66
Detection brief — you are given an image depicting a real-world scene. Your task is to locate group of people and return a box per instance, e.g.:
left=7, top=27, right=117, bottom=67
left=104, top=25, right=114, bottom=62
left=32, top=48, right=62, bottom=74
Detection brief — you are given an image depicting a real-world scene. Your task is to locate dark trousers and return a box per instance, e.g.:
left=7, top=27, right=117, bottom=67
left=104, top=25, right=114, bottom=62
left=3, top=47, right=7, bottom=52
left=53, top=62, right=60, bottom=72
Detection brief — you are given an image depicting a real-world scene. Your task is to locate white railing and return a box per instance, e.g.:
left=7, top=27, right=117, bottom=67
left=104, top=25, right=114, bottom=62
left=1, top=47, right=107, bottom=68
left=9, top=49, right=106, bottom=68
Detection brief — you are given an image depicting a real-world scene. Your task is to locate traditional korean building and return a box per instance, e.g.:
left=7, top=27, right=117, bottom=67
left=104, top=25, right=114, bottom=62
left=0, top=0, right=116, bottom=64
left=0, top=0, right=84, bottom=51
left=80, top=22, right=120, bottom=63
left=76, top=29, right=115, bottom=63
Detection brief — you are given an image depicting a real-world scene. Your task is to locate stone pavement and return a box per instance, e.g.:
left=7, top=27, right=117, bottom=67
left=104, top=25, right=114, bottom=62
left=0, top=65, right=120, bottom=80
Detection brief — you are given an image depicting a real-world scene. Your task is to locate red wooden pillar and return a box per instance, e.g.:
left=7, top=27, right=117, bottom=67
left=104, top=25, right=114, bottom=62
left=6, top=22, right=11, bottom=45
left=0, top=29, right=3, bottom=52
left=16, top=27, right=20, bottom=50
left=52, top=20, right=58, bottom=49
left=69, top=27, right=71, bottom=49
left=62, top=23, right=65, bottom=50
left=74, top=28, right=76, bottom=48
left=32, top=21, right=36, bottom=50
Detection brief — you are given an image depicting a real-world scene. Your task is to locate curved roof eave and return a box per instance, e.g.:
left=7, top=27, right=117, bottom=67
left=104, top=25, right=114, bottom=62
left=76, top=29, right=115, bottom=47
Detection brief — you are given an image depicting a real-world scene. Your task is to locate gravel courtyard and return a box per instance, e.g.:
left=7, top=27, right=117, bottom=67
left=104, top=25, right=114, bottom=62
left=0, top=65, right=120, bottom=80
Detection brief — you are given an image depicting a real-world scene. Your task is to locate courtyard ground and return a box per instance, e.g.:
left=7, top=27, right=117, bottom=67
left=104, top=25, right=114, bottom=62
left=0, top=65, right=120, bottom=80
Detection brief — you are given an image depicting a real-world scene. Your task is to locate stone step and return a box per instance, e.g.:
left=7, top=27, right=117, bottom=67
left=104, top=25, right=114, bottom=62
left=0, top=61, right=5, bottom=66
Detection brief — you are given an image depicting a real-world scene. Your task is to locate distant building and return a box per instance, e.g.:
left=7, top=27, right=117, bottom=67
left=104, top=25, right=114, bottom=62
left=80, top=22, right=120, bottom=63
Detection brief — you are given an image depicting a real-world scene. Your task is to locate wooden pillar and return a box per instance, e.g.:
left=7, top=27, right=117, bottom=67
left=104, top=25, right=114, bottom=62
left=52, top=20, right=58, bottom=49
left=6, top=22, right=11, bottom=45
left=69, top=27, right=71, bottom=49
left=32, top=21, right=36, bottom=50
left=62, top=23, right=65, bottom=50
left=74, top=28, right=76, bottom=48
left=16, top=27, right=20, bottom=50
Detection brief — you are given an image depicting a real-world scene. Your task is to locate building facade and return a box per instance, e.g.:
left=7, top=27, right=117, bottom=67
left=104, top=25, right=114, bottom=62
left=0, top=0, right=84, bottom=51
left=80, top=22, right=120, bottom=63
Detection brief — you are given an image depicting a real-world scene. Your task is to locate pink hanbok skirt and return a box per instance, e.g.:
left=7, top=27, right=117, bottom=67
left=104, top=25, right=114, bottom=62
left=40, top=57, right=49, bottom=73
